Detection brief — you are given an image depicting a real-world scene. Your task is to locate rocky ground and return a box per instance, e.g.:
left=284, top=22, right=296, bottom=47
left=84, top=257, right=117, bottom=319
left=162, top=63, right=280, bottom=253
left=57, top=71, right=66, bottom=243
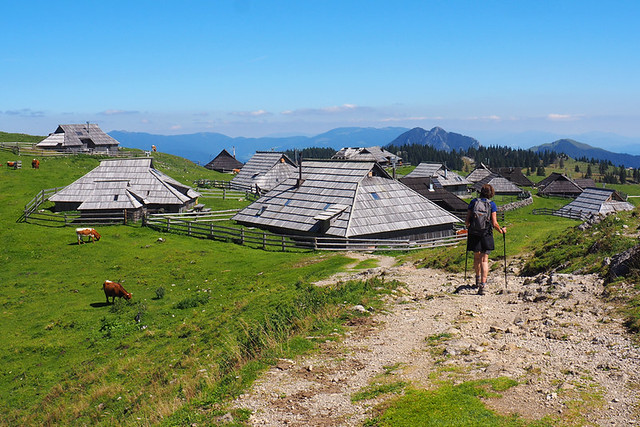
left=231, top=254, right=640, bottom=426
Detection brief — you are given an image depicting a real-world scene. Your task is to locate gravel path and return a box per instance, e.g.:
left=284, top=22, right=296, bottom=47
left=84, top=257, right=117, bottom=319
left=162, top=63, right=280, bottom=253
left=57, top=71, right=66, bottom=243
left=232, top=256, right=640, bottom=426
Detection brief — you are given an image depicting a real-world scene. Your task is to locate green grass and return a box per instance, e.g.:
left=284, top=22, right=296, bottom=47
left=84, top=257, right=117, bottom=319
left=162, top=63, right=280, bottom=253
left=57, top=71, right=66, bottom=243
left=0, top=149, right=400, bottom=426
left=0, top=131, right=44, bottom=143
left=364, top=379, right=550, bottom=427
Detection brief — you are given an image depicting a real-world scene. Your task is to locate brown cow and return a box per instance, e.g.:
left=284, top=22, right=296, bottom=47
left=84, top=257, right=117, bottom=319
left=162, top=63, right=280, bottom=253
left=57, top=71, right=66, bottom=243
left=103, top=280, right=132, bottom=304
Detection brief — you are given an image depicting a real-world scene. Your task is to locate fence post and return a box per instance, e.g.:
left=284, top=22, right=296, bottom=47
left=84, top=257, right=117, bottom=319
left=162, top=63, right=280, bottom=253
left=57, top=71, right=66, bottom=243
left=210, top=223, right=215, bottom=239
left=223, top=188, right=226, bottom=200
left=282, top=235, right=286, bottom=252
left=188, top=221, right=192, bottom=236
left=263, top=233, right=266, bottom=250
left=167, top=217, right=171, bottom=232
left=241, top=228, right=245, bottom=245
left=314, top=237, right=318, bottom=250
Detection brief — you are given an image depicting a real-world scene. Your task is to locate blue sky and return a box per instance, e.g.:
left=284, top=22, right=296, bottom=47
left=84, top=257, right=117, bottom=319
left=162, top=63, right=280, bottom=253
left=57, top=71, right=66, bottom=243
left=2, top=0, right=639, bottom=142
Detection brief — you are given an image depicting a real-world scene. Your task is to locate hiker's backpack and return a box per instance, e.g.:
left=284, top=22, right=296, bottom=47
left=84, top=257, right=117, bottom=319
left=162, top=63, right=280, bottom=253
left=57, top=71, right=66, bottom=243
left=469, top=198, right=492, bottom=235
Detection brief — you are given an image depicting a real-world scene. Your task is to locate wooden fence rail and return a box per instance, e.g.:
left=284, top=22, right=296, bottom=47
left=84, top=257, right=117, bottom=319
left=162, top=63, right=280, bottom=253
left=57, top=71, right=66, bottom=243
left=144, top=215, right=466, bottom=252
left=531, top=207, right=586, bottom=220
left=0, top=143, right=144, bottom=158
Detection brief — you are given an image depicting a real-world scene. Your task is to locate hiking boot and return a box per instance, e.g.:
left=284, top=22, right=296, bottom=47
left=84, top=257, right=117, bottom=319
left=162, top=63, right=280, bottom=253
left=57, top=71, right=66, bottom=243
left=477, top=284, right=485, bottom=295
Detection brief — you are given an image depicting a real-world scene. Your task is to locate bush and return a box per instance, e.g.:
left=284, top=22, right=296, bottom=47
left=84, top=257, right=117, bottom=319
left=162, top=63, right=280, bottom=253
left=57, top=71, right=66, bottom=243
left=155, top=287, right=166, bottom=299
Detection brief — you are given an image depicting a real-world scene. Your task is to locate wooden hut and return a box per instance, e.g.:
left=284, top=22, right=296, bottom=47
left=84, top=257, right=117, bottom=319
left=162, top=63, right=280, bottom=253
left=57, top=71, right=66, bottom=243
left=230, top=151, right=297, bottom=194
left=332, top=146, right=400, bottom=166
left=537, top=173, right=584, bottom=198
left=204, top=149, right=244, bottom=173
left=404, top=162, right=470, bottom=196
left=466, top=163, right=492, bottom=183
left=492, top=167, right=534, bottom=187
left=49, top=158, right=200, bottom=220
left=472, top=173, right=523, bottom=196
left=556, top=187, right=634, bottom=218
left=232, top=160, right=461, bottom=241
left=399, top=176, right=468, bottom=217
left=36, top=124, right=120, bottom=153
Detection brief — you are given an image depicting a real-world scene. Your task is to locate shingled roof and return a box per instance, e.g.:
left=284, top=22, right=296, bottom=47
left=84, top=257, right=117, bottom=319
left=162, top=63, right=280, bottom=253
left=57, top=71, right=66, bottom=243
left=556, top=187, right=634, bottom=218
left=49, top=158, right=200, bottom=212
left=204, top=149, right=244, bottom=173
left=233, top=160, right=461, bottom=239
left=492, top=167, right=535, bottom=187
left=466, top=163, right=492, bottom=183
left=537, top=173, right=584, bottom=197
left=332, top=146, right=400, bottom=165
left=36, top=124, right=120, bottom=152
left=472, top=173, right=523, bottom=195
left=404, top=162, right=470, bottom=188
left=230, top=151, right=297, bottom=193
left=399, top=177, right=468, bottom=214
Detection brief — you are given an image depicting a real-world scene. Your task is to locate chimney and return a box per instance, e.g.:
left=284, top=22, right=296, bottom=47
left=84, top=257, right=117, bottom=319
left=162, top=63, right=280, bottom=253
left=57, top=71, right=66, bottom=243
left=296, top=156, right=305, bottom=188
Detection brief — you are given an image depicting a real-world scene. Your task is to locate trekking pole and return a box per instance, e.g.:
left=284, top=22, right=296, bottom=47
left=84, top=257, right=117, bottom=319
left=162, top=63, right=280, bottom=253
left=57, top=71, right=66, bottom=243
left=503, top=230, right=508, bottom=292
left=464, top=232, right=469, bottom=282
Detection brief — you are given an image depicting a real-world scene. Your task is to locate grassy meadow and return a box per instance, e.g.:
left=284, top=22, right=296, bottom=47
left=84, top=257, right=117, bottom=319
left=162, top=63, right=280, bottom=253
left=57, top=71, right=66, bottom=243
left=2, top=147, right=640, bottom=426
left=0, top=150, right=397, bottom=426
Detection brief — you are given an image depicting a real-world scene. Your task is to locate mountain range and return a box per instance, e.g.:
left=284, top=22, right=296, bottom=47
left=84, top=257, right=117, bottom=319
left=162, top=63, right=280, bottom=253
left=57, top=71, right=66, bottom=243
left=109, top=127, right=408, bottom=164
left=531, top=139, right=640, bottom=168
left=108, top=127, right=640, bottom=168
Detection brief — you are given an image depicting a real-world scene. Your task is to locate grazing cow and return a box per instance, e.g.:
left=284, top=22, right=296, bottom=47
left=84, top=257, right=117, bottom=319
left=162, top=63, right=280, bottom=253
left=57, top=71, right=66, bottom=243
left=103, top=280, right=132, bottom=304
left=76, top=228, right=101, bottom=244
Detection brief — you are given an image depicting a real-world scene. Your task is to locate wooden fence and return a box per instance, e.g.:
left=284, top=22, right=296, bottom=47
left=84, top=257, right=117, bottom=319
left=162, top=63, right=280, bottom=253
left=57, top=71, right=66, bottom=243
left=0, top=142, right=142, bottom=158
left=196, top=187, right=259, bottom=201
left=144, top=213, right=467, bottom=252
left=531, top=207, right=586, bottom=220
left=23, top=187, right=127, bottom=225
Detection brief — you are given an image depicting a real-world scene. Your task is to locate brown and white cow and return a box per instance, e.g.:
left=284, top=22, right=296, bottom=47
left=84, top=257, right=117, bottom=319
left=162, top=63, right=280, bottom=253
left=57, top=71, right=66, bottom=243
left=103, top=280, right=132, bottom=304
left=76, top=228, right=101, bottom=244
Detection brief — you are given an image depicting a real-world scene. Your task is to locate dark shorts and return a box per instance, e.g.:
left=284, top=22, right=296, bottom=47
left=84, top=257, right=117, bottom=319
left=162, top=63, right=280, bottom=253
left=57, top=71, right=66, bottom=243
left=467, top=232, right=494, bottom=253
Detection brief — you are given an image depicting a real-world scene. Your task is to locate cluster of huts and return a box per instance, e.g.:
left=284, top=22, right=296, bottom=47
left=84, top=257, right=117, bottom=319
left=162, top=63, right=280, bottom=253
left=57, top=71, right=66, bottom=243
left=45, top=124, right=634, bottom=243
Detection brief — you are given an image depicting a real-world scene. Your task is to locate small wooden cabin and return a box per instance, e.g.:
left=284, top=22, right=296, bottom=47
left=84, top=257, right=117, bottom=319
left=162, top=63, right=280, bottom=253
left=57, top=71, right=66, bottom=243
left=49, top=158, right=200, bottom=220
left=537, top=173, right=584, bottom=198
left=332, top=146, right=400, bottom=166
left=404, top=162, right=470, bottom=196
left=472, top=174, right=523, bottom=196
left=399, top=176, right=468, bottom=217
left=556, top=187, right=634, bottom=218
left=36, top=124, right=120, bottom=153
left=233, top=160, right=461, bottom=241
left=230, top=151, right=297, bottom=194
left=204, top=149, right=244, bottom=173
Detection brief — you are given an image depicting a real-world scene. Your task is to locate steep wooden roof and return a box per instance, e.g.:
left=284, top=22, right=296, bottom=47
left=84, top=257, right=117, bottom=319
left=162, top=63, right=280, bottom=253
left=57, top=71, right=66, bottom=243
left=557, top=187, right=634, bottom=217
left=204, top=149, right=244, bottom=173
left=50, top=158, right=199, bottom=210
left=537, top=173, right=583, bottom=196
left=230, top=151, right=297, bottom=192
left=36, top=124, right=119, bottom=150
left=493, top=167, right=534, bottom=187
left=233, top=160, right=461, bottom=238
left=399, top=177, right=469, bottom=213
left=332, top=146, right=399, bottom=165
left=466, top=163, right=492, bottom=183
left=472, top=173, right=523, bottom=195
left=404, top=162, right=470, bottom=187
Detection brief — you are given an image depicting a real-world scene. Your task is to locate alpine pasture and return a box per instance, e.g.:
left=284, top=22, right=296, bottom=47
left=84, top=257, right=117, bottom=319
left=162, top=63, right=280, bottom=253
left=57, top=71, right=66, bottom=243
left=0, top=151, right=393, bottom=426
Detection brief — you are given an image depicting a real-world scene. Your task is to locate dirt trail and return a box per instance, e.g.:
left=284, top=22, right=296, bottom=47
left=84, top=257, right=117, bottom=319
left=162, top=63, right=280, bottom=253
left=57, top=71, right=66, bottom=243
left=232, top=256, right=640, bottom=426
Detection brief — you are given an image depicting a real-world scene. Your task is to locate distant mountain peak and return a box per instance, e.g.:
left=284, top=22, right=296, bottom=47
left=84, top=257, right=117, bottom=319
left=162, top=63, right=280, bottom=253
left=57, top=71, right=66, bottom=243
left=531, top=138, right=640, bottom=168
left=388, top=127, right=480, bottom=152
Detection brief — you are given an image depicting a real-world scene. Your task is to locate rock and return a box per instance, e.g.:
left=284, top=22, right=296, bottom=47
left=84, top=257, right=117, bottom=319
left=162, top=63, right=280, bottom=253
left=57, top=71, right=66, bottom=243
left=352, top=304, right=368, bottom=313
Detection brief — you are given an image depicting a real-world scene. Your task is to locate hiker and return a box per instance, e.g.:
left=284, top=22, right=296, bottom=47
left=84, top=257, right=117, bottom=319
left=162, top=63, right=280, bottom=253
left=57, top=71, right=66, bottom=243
left=466, top=184, right=506, bottom=295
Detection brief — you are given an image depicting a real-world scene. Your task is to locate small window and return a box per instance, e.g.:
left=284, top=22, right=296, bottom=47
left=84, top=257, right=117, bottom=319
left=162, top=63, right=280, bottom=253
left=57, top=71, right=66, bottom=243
left=285, top=199, right=292, bottom=206
left=113, top=195, right=119, bottom=201
left=323, top=203, right=332, bottom=210
left=371, top=192, right=380, bottom=200
left=256, top=206, right=267, bottom=216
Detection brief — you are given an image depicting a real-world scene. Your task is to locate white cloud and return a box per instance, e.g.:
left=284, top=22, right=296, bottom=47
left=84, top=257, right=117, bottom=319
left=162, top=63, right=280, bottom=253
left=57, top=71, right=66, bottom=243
left=547, top=113, right=580, bottom=121
left=380, top=116, right=440, bottom=122
left=170, top=125, right=183, bottom=130
left=229, top=109, right=272, bottom=117
left=99, top=109, right=139, bottom=116
left=281, top=104, right=369, bottom=116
